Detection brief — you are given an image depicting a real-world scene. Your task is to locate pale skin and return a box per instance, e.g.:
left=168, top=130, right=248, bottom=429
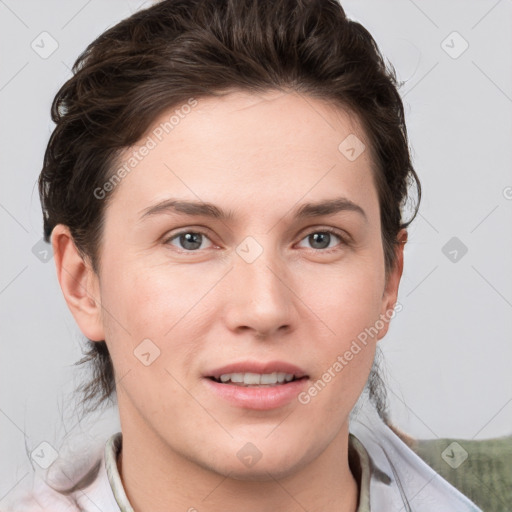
left=52, top=89, right=406, bottom=512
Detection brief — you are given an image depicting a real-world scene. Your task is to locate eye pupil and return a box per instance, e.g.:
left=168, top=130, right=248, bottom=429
left=309, top=232, right=331, bottom=249
left=180, top=232, right=202, bottom=250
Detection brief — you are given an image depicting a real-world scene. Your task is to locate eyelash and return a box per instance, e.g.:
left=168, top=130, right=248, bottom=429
left=163, top=227, right=350, bottom=254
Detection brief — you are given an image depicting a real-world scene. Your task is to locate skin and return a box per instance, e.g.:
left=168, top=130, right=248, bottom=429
left=52, top=89, right=406, bottom=512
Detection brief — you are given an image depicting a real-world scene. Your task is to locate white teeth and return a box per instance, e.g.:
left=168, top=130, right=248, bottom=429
left=244, top=372, right=261, bottom=385
left=260, top=372, right=277, bottom=384
left=217, top=372, right=296, bottom=385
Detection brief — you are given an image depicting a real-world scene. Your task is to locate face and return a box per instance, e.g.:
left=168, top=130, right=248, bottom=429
left=59, top=89, right=404, bottom=480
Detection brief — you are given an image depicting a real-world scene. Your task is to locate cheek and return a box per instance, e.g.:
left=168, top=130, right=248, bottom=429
left=99, top=260, right=210, bottom=376
left=300, top=276, right=380, bottom=416
left=299, top=258, right=384, bottom=394
left=100, top=257, right=199, bottom=333
left=306, top=258, right=385, bottom=342
left=99, top=264, right=204, bottom=413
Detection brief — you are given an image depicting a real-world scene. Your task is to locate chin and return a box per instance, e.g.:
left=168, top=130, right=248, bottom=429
left=199, top=442, right=314, bottom=482
left=209, top=460, right=303, bottom=482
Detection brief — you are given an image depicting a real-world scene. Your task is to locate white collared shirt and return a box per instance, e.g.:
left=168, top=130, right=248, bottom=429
left=3, top=403, right=483, bottom=511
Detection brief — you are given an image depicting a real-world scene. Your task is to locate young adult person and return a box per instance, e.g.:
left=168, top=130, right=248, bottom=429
left=6, top=1, right=482, bottom=510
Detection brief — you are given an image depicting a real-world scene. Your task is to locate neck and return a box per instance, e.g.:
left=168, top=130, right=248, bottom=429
left=116, top=408, right=359, bottom=512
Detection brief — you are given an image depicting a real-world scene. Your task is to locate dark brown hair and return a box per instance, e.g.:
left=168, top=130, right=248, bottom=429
left=39, top=0, right=421, bottom=418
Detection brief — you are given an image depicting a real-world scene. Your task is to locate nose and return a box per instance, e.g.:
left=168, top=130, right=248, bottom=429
left=222, top=243, right=299, bottom=340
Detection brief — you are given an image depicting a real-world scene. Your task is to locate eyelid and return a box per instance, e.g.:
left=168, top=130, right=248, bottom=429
left=296, top=226, right=351, bottom=252
left=162, top=227, right=218, bottom=251
left=299, top=225, right=351, bottom=243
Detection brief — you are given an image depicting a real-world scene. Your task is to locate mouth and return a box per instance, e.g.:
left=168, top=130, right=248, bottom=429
left=205, top=360, right=308, bottom=386
left=203, top=361, right=309, bottom=410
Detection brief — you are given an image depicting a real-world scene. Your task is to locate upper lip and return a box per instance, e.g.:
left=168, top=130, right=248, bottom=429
left=205, top=361, right=308, bottom=380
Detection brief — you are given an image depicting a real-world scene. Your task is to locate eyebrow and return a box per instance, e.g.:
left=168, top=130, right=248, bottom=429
left=138, top=196, right=368, bottom=223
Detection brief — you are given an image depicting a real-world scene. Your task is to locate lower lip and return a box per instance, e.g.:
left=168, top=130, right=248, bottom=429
left=203, top=377, right=309, bottom=410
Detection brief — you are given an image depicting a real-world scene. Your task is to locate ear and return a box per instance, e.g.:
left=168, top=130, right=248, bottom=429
left=376, top=228, right=408, bottom=341
left=51, top=224, right=105, bottom=342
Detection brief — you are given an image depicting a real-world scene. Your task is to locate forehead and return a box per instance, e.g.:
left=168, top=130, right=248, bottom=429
left=107, top=89, right=378, bottom=223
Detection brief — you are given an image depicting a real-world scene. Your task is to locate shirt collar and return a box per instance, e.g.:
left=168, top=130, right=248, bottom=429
left=349, top=433, right=372, bottom=512
left=104, top=432, right=134, bottom=512
left=104, top=431, right=372, bottom=512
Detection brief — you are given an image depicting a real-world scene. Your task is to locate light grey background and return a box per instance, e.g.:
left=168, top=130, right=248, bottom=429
left=1, top=0, right=511, bottom=500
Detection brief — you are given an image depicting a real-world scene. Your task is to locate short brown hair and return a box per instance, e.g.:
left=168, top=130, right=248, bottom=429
left=39, top=0, right=421, bottom=417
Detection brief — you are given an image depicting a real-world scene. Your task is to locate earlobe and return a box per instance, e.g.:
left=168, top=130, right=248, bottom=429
left=377, top=228, right=408, bottom=340
left=51, top=224, right=105, bottom=342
